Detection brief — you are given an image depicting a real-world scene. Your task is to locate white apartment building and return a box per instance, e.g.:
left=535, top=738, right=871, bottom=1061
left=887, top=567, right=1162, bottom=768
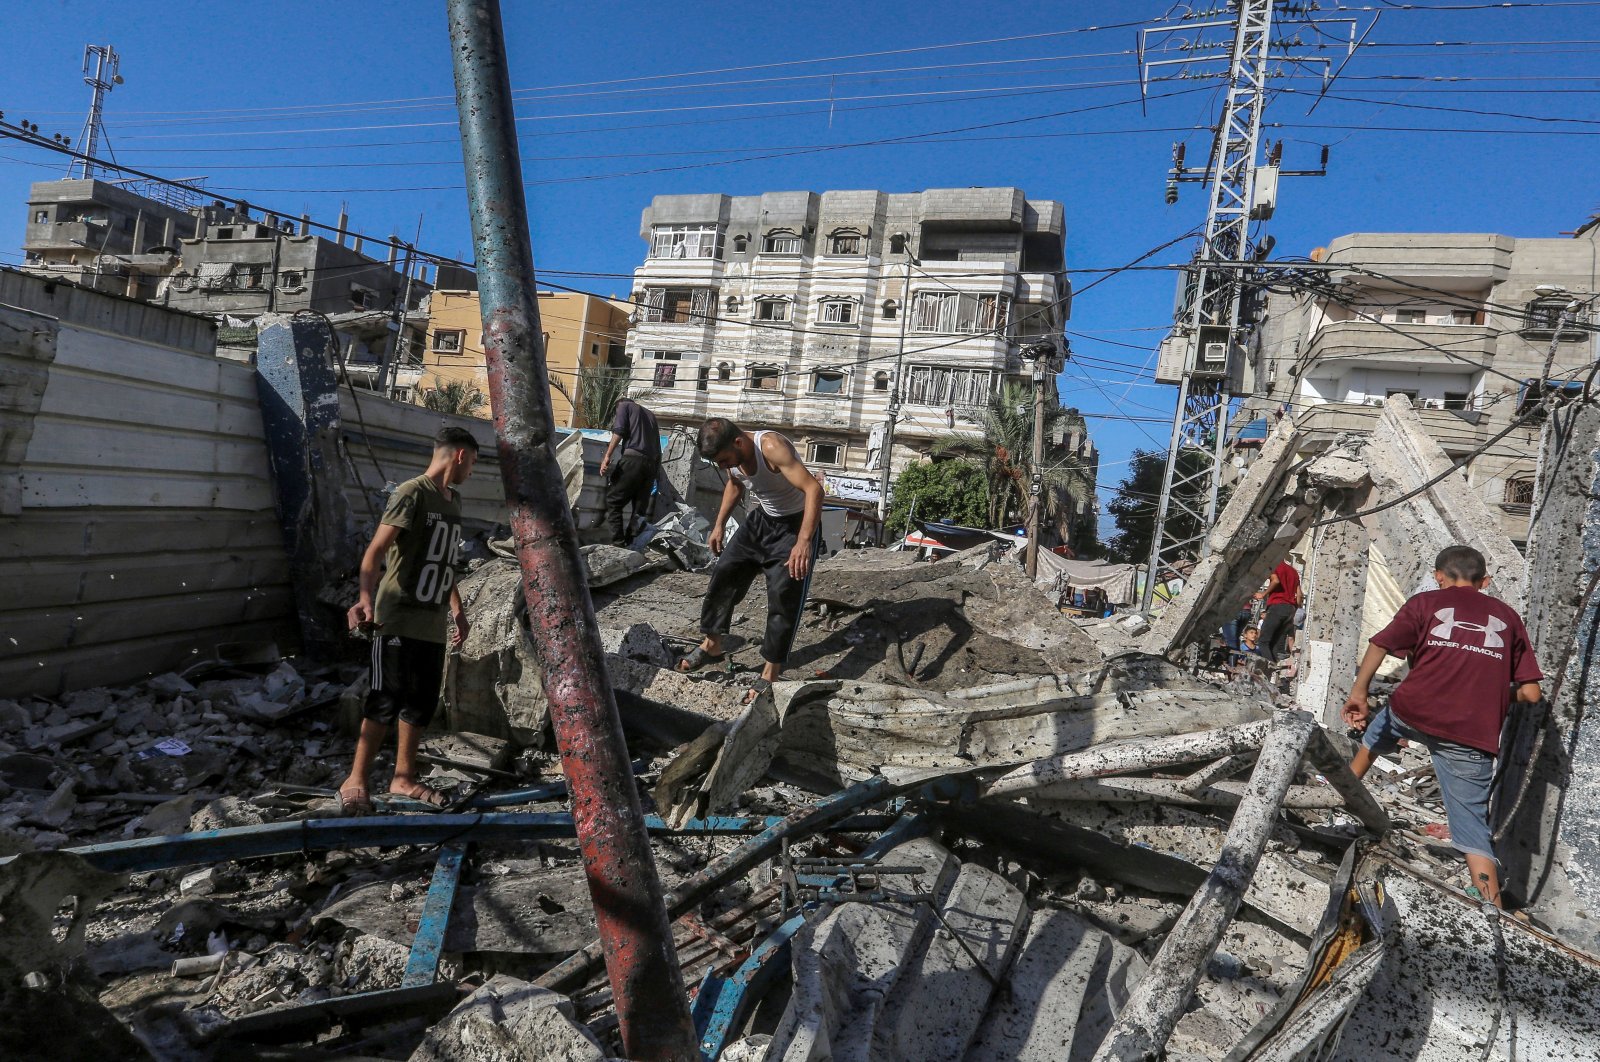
left=1244, top=224, right=1600, bottom=544
left=622, top=188, right=1078, bottom=511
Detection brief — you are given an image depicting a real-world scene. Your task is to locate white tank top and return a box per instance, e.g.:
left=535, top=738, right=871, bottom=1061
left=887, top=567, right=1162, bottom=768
left=730, top=430, right=808, bottom=517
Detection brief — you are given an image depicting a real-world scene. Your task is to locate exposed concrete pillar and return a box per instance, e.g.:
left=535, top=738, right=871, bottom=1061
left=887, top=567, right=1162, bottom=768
left=253, top=315, right=362, bottom=659
left=299, top=213, right=311, bottom=237
left=1497, top=400, right=1600, bottom=944
left=1298, top=507, right=1370, bottom=727
left=336, top=207, right=349, bottom=247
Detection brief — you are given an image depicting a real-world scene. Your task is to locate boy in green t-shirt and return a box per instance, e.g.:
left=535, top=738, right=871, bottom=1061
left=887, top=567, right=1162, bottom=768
left=338, top=426, right=479, bottom=814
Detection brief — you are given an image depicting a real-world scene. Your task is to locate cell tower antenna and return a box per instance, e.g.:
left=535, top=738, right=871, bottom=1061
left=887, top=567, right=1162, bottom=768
left=69, top=44, right=122, bottom=180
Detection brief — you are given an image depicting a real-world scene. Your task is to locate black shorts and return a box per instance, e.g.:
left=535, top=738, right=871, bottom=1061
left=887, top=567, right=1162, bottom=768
left=364, top=634, right=445, bottom=727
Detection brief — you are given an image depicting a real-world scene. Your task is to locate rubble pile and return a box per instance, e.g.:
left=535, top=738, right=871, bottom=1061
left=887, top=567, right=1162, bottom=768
left=4, top=531, right=1600, bottom=1061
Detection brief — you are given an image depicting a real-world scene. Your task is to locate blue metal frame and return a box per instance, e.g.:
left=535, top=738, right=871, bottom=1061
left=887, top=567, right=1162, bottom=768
left=402, top=842, right=469, bottom=988
left=692, top=913, right=807, bottom=1060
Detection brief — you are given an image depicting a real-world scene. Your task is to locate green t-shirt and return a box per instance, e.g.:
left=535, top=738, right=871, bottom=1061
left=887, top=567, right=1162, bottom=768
left=372, top=475, right=463, bottom=643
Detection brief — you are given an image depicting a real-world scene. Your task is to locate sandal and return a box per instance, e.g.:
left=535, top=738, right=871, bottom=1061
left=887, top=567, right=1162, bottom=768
left=337, top=786, right=374, bottom=817
left=742, top=677, right=773, bottom=706
left=676, top=646, right=724, bottom=674
left=389, top=777, right=451, bottom=809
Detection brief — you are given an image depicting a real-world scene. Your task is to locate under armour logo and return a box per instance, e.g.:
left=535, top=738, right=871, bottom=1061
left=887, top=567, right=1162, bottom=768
left=1431, top=608, right=1506, bottom=648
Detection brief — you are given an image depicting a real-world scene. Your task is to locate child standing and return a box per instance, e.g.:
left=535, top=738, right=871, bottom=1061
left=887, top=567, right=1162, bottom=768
left=1342, top=545, right=1543, bottom=907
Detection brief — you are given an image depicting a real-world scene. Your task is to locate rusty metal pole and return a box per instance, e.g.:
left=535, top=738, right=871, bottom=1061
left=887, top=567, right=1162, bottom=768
left=444, top=3, right=696, bottom=1058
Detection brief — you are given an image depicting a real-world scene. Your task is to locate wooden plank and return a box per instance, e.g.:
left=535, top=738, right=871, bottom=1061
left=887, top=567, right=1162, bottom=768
left=0, top=549, right=289, bottom=607
left=0, top=619, right=292, bottom=699
left=52, top=329, right=257, bottom=400
left=2, top=586, right=294, bottom=656
left=0, top=509, right=283, bottom=559
left=33, top=372, right=265, bottom=440
left=25, top=419, right=276, bottom=478
left=21, top=468, right=275, bottom=510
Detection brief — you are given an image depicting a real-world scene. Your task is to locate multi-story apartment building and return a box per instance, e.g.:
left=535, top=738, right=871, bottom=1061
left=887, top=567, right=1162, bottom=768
left=422, top=289, right=631, bottom=427
left=1243, top=225, right=1600, bottom=545
left=22, top=177, right=449, bottom=397
left=622, top=187, right=1085, bottom=519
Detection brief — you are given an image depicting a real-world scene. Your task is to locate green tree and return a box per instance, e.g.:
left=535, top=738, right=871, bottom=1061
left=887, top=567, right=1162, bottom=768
left=934, top=381, right=1088, bottom=531
left=419, top=379, right=487, bottom=417
left=1105, top=448, right=1211, bottom=565
left=552, top=365, right=651, bottom=429
left=885, top=460, right=989, bottom=538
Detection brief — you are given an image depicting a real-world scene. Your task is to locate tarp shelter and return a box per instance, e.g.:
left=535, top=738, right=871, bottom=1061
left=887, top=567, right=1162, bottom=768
left=1031, top=550, right=1139, bottom=606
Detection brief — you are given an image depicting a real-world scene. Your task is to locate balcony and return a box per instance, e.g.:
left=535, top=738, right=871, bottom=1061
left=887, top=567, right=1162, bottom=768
left=1296, top=401, right=1486, bottom=456
left=1323, top=233, right=1514, bottom=289
left=1304, top=320, right=1495, bottom=372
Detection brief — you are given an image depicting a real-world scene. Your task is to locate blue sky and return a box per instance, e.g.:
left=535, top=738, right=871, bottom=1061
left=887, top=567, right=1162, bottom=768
left=4, top=1, right=1599, bottom=537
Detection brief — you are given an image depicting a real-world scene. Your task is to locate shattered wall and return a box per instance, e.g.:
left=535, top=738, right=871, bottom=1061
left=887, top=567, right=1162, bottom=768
left=0, top=295, right=295, bottom=696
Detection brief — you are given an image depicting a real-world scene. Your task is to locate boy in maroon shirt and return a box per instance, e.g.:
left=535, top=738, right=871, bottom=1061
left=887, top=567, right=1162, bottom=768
left=1342, top=545, right=1543, bottom=907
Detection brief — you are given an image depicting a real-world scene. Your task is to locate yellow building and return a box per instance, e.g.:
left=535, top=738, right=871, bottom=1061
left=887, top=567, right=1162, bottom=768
left=419, top=290, right=631, bottom=427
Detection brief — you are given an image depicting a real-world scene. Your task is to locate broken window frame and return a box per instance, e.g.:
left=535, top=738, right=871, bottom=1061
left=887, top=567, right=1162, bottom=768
left=910, top=291, right=1009, bottom=336
left=746, top=365, right=783, bottom=392
left=754, top=298, right=790, bottom=323
left=640, top=287, right=715, bottom=324
left=762, top=230, right=804, bottom=256
left=432, top=329, right=467, bottom=355
left=817, top=299, right=857, bottom=327
left=648, top=223, right=722, bottom=260
left=810, top=369, right=847, bottom=396
left=903, top=364, right=1000, bottom=408
left=827, top=231, right=864, bottom=256
left=808, top=440, right=844, bottom=466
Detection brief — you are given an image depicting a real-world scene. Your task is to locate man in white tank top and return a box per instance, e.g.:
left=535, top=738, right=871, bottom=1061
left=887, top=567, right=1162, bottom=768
left=677, top=418, right=824, bottom=689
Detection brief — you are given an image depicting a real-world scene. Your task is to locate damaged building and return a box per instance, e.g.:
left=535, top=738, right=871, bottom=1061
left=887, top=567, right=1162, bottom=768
left=6, top=247, right=1600, bottom=1061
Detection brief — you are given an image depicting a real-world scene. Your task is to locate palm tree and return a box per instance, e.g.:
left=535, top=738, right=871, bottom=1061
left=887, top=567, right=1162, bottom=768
left=553, top=365, right=652, bottom=429
left=419, top=379, right=488, bottom=417
left=932, top=381, right=1088, bottom=530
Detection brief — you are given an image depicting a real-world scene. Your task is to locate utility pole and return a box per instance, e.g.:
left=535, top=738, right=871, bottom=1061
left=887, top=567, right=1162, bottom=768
left=445, top=3, right=696, bottom=1059
left=875, top=233, right=916, bottom=539
left=1025, top=344, right=1052, bottom=580
left=70, top=44, right=121, bottom=180
left=1138, top=0, right=1334, bottom=613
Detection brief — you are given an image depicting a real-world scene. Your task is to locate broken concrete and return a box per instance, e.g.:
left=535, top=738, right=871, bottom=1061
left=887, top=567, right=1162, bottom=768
left=409, top=975, right=615, bottom=1062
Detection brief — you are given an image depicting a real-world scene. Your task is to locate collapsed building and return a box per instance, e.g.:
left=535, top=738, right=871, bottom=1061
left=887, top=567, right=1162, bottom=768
left=5, top=262, right=1600, bottom=1061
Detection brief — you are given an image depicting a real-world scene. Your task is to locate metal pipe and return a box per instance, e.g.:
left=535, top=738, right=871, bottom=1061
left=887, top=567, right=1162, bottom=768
left=875, top=242, right=914, bottom=539
left=443, top=4, right=695, bottom=1056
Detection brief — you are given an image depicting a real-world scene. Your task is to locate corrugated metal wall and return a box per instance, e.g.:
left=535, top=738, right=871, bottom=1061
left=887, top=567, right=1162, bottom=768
left=0, top=300, right=295, bottom=696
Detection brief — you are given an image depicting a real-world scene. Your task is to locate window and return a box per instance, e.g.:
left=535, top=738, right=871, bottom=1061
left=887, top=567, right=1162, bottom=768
left=910, top=291, right=1008, bottom=334
left=1517, top=378, right=1585, bottom=418
left=350, top=283, right=378, bottom=310
left=747, top=365, right=782, bottom=391
left=697, top=367, right=711, bottom=392
left=1449, top=309, right=1477, bottom=325
left=809, top=441, right=843, bottom=466
left=640, top=287, right=715, bottom=324
left=215, top=227, right=235, bottom=240
left=1385, top=389, right=1419, bottom=402
left=650, top=351, right=683, bottom=388
left=279, top=269, right=304, bottom=289
left=874, top=371, right=890, bottom=392
left=1524, top=297, right=1585, bottom=336
left=591, top=343, right=600, bottom=358
left=732, top=233, right=749, bottom=254
left=810, top=370, right=846, bottom=396
left=121, top=215, right=136, bottom=233
left=1504, top=477, right=1535, bottom=514
left=1442, top=391, right=1473, bottom=410
left=882, top=299, right=898, bottom=320
left=818, top=299, right=856, bottom=327
left=648, top=223, right=722, bottom=260
left=1390, top=309, right=1426, bottom=325
left=243, top=264, right=266, bottom=289
left=762, top=230, right=803, bottom=255
left=725, top=295, right=741, bottom=316
left=717, top=362, right=732, bottom=382
left=433, top=329, right=466, bottom=355
left=828, top=231, right=863, bottom=255
left=754, top=298, right=790, bottom=323
left=33, top=210, right=48, bottom=224
left=904, top=365, right=1000, bottom=407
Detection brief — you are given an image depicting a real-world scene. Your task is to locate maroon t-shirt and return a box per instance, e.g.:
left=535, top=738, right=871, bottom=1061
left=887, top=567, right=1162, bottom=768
left=1267, top=562, right=1300, bottom=607
left=1373, top=586, right=1542, bottom=754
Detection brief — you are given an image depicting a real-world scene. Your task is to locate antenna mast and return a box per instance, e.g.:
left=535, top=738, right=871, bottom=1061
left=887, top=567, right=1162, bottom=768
left=70, top=44, right=121, bottom=179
